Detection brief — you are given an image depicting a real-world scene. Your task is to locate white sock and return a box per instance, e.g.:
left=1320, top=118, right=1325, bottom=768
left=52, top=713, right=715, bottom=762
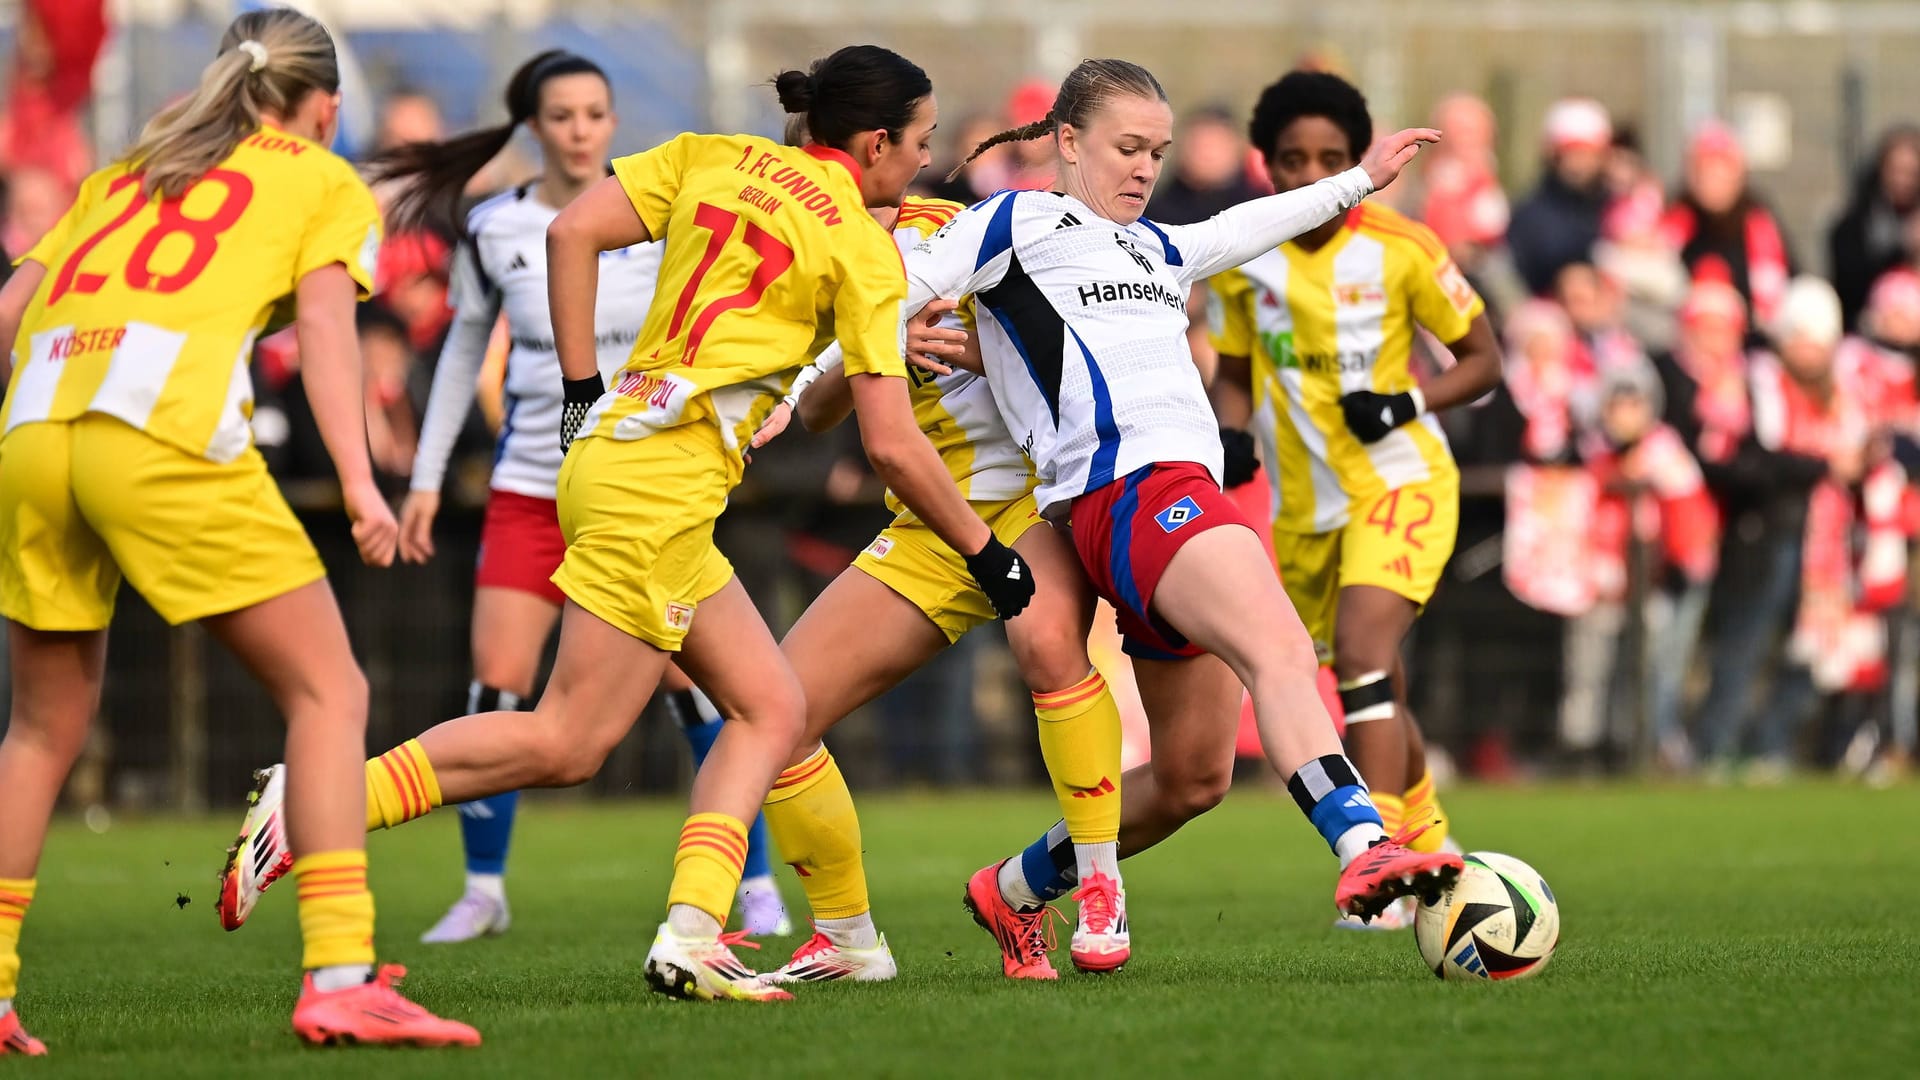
left=667, top=902, right=721, bottom=938
left=1334, top=823, right=1388, bottom=867
left=466, top=872, right=506, bottom=903
left=998, top=857, right=1048, bottom=911
left=309, top=964, right=374, bottom=992
left=690, top=688, right=722, bottom=723
left=737, top=873, right=777, bottom=900
left=0, top=998, right=12, bottom=1019
left=1075, top=841, right=1121, bottom=885
left=814, top=912, right=879, bottom=950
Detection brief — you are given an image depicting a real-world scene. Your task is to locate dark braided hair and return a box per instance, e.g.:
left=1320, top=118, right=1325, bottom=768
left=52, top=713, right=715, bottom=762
left=947, top=58, right=1166, bottom=181
left=770, top=45, right=930, bottom=154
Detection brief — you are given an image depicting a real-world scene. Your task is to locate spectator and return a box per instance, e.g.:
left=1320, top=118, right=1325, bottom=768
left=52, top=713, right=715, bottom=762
left=1596, top=124, right=1688, bottom=352
left=1419, top=94, right=1509, bottom=273
left=1559, top=361, right=1719, bottom=766
left=0, top=0, right=105, bottom=189
left=1657, top=121, right=1794, bottom=334
left=358, top=303, right=421, bottom=487
left=1694, top=277, right=1862, bottom=781
left=1507, top=97, right=1612, bottom=296
left=1151, top=105, right=1263, bottom=225
left=0, top=164, right=73, bottom=258
left=1002, top=78, right=1058, bottom=190
left=1654, top=279, right=1752, bottom=467
left=1556, top=261, right=1651, bottom=387
left=1829, top=125, right=1920, bottom=332
left=925, top=113, right=1011, bottom=205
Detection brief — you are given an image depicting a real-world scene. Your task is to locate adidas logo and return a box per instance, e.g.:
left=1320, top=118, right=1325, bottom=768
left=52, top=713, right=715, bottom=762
left=1383, top=555, right=1412, bottom=579
left=1343, top=791, right=1373, bottom=810
left=507, top=252, right=528, bottom=272
left=1070, top=776, right=1117, bottom=799
left=1006, top=563, right=1022, bottom=581
left=1056, top=212, right=1081, bottom=230
left=1378, top=405, right=1395, bottom=427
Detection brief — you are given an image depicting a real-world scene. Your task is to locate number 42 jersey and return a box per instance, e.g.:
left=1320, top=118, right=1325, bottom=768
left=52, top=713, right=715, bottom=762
left=4, top=126, right=381, bottom=462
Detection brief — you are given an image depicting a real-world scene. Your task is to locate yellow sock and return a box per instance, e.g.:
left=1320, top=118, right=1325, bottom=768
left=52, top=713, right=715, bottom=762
left=1403, top=769, right=1450, bottom=853
left=1373, top=791, right=1406, bottom=838
left=365, top=739, right=442, bottom=831
left=668, top=812, right=749, bottom=925
left=761, top=748, right=869, bottom=919
left=0, top=878, right=35, bottom=1000
left=292, top=851, right=375, bottom=970
left=1033, top=670, right=1122, bottom=844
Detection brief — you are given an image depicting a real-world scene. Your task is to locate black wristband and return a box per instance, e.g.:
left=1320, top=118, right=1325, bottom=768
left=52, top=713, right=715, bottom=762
left=560, top=374, right=606, bottom=454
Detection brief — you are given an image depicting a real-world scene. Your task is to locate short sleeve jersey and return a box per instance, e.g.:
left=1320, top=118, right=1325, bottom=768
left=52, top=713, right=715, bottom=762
left=1209, top=203, right=1484, bottom=533
left=3, top=127, right=381, bottom=462
left=580, top=133, right=906, bottom=477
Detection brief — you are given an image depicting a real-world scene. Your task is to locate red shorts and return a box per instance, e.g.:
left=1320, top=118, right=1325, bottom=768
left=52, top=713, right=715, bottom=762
left=1070, top=460, right=1255, bottom=661
left=475, top=489, right=566, bottom=605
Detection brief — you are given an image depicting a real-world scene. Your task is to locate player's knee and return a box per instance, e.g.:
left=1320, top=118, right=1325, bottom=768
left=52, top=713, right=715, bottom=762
left=738, top=672, right=808, bottom=751
left=1154, top=756, right=1232, bottom=822
left=1008, top=624, right=1093, bottom=695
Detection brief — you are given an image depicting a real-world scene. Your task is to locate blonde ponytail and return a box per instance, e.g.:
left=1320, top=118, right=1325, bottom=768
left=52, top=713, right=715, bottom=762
left=122, top=8, right=340, bottom=201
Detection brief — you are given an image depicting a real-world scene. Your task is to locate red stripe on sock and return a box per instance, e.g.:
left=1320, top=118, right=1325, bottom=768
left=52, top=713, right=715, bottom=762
left=392, top=749, right=431, bottom=814
left=0, top=892, right=31, bottom=907
left=296, top=887, right=370, bottom=900
left=1033, top=672, right=1105, bottom=708
left=377, top=756, right=418, bottom=819
left=0, top=911, right=22, bottom=921
left=679, top=828, right=748, bottom=860
left=772, top=754, right=830, bottom=789
left=677, top=838, right=747, bottom=868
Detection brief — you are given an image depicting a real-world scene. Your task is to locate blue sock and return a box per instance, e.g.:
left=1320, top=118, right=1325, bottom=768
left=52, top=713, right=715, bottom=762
left=459, top=682, right=529, bottom=876
left=1285, top=754, right=1386, bottom=860
left=1019, top=819, right=1078, bottom=902
left=458, top=791, right=519, bottom=875
left=669, top=688, right=775, bottom=883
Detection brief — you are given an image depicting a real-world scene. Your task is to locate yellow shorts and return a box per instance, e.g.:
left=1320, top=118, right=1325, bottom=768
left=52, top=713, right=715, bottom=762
left=0, top=415, right=325, bottom=631
left=852, top=491, right=1046, bottom=643
left=553, top=425, right=735, bottom=651
left=1276, top=472, right=1460, bottom=661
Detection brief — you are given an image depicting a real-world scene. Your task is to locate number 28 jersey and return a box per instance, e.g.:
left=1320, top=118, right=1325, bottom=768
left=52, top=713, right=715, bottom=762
left=3, top=127, right=381, bottom=462
left=578, top=133, right=907, bottom=480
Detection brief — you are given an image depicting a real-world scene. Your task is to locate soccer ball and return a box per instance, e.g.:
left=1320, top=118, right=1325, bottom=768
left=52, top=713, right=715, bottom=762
left=1415, top=851, right=1559, bottom=981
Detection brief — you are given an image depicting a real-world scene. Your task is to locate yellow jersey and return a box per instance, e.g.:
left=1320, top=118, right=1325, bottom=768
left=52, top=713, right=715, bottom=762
left=584, top=133, right=907, bottom=480
left=1209, top=203, right=1483, bottom=533
left=889, top=196, right=1036, bottom=514
left=4, top=127, right=381, bottom=462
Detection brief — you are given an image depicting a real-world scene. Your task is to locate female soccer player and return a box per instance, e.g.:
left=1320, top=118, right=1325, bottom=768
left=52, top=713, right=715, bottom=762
left=371, top=49, right=787, bottom=944
left=741, top=196, right=1133, bottom=984
left=896, top=59, right=1464, bottom=975
left=1210, top=71, right=1501, bottom=930
left=0, top=9, right=477, bottom=1051
left=223, top=44, right=1035, bottom=1003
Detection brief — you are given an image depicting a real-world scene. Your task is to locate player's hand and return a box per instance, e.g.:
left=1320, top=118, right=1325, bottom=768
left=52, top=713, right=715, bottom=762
left=1220, top=427, right=1259, bottom=488
left=397, top=489, right=440, bottom=565
left=906, top=299, right=963, bottom=377
left=343, top=479, right=399, bottom=568
left=560, top=373, right=605, bottom=454
left=1360, top=128, right=1442, bottom=192
left=748, top=401, right=794, bottom=462
left=1340, top=389, right=1424, bottom=443
left=963, top=535, right=1036, bottom=619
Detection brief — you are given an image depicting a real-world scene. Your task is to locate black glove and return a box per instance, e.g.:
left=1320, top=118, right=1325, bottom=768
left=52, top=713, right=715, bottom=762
left=560, top=374, right=605, bottom=454
left=1220, top=427, right=1258, bottom=488
left=963, top=535, right=1037, bottom=619
left=1339, top=390, right=1422, bottom=443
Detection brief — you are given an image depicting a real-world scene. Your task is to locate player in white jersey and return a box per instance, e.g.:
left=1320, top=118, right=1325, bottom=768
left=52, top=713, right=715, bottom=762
left=377, top=51, right=789, bottom=942
left=897, top=60, right=1464, bottom=964
left=743, top=196, right=1133, bottom=982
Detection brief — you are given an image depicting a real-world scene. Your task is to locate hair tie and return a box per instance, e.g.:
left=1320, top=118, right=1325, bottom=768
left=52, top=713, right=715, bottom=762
left=237, top=40, right=269, bottom=73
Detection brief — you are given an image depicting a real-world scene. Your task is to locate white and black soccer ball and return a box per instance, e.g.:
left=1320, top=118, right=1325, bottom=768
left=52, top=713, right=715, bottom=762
left=1415, top=851, right=1559, bottom=981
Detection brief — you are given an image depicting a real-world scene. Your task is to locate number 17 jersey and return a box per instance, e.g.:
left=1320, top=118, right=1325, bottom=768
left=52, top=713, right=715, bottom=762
left=3, top=127, right=382, bottom=462
left=580, top=133, right=907, bottom=479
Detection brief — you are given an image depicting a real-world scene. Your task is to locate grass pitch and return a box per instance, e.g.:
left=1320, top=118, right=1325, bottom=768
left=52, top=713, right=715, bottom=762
left=12, top=782, right=1919, bottom=1077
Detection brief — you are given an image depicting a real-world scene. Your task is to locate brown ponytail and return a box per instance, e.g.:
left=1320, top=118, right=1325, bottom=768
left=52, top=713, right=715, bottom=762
left=122, top=8, right=339, bottom=201
left=366, top=49, right=609, bottom=234
left=949, top=58, right=1167, bottom=182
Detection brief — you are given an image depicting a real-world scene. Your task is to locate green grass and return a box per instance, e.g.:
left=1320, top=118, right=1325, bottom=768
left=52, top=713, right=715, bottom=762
left=11, top=782, right=1920, bottom=1077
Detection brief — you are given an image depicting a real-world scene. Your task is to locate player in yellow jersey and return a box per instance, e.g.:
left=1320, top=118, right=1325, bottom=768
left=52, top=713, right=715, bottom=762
left=0, top=9, right=479, bottom=1053
left=220, top=45, right=1036, bottom=1004
left=743, top=195, right=1132, bottom=981
left=1209, top=71, right=1503, bottom=929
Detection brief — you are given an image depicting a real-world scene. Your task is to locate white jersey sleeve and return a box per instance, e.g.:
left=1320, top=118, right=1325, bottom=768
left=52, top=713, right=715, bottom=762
left=904, top=193, right=1017, bottom=316
left=409, top=237, right=501, bottom=493
left=1142, top=167, right=1374, bottom=284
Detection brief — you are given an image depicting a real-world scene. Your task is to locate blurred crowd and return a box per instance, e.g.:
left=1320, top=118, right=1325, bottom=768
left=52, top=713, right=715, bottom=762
left=4, top=1, right=1920, bottom=784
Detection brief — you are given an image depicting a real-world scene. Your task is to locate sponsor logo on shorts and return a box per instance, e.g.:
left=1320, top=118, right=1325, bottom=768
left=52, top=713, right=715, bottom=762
left=1155, top=495, right=1204, bottom=533
left=665, top=602, right=695, bottom=631
left=864, top=536, right=894, bottom=559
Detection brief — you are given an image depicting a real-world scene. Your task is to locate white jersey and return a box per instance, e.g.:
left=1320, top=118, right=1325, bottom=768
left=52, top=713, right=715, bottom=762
left=411, top=184, right=664, bottom=500
left=903, top=169, right=1374, bottom=516
left=793, top=201, right=1034, bottom=511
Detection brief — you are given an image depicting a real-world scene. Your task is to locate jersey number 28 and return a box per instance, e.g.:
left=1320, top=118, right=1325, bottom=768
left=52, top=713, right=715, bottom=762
left=48, top=169, right=255, bottom=306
